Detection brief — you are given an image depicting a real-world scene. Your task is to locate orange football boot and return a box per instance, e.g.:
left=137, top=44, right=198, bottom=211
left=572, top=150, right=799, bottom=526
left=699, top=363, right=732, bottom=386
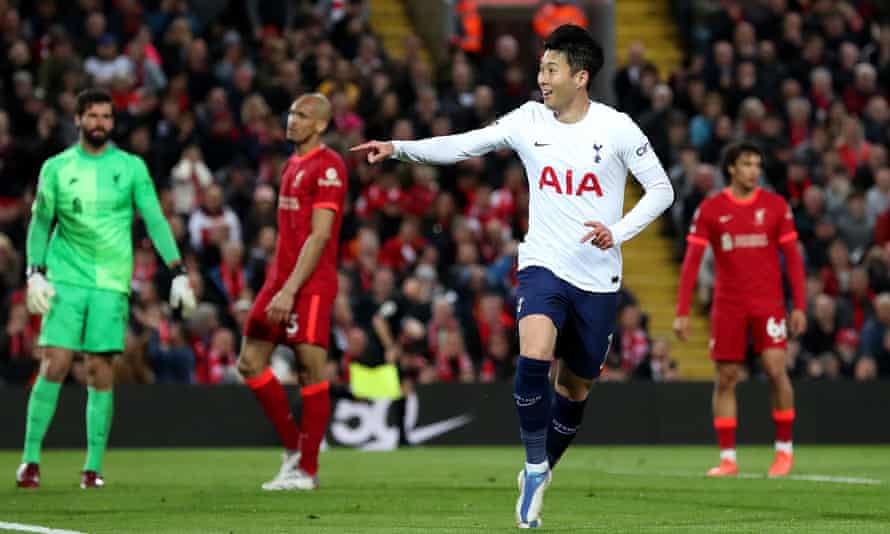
left=768, top=451, right=793, bottom=477
left=706, top=459, right=739, bottom=477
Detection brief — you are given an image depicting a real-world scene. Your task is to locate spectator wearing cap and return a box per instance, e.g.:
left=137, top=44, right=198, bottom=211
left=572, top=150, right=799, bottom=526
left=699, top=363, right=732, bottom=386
left=84, top=33, right=130, bottom=85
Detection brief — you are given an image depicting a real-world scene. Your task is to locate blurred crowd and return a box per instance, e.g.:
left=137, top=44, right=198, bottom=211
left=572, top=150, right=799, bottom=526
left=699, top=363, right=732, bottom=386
left=641, top=0, right=890, bottom=380
left=0, top=0, right=675, bottom=388
left=10, top=0, right=888, bottom=389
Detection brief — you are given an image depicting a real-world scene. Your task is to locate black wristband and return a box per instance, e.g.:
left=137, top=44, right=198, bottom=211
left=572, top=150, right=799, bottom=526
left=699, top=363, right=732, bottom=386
left=26, top=265, right=46, bottom=277
left=171, top=264, right=187, bottom=277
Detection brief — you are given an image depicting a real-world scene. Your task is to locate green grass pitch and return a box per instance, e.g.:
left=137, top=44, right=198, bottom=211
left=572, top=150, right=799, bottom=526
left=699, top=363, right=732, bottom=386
left=2, top=446, right=889, bottom=533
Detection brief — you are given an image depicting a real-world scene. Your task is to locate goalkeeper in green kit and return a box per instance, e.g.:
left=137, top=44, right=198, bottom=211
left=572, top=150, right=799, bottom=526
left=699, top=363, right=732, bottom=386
left=16, top=89, right=196, bottom=489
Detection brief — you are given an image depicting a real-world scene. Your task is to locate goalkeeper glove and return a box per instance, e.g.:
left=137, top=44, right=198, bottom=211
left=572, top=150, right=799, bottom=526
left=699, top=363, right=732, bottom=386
left=169, top=265, right=197, bottom=316
left=26, top=268, right=55, bottom=315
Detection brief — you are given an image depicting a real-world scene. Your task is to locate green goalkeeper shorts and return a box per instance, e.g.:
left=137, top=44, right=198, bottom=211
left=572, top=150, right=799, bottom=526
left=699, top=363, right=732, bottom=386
left=38, top=282, right=129, bottom=353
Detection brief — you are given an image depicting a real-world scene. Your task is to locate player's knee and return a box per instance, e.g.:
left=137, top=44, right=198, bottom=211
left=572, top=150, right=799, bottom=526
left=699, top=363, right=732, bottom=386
left=519, top=342, right=555, bottom=359
left=716, top=368, right=741, bottom=389
left=296, top=364, right=325, bottom=386
left=563, top=383, right=591, bottom=402
left=40, top=351, right=71, bottom=382
left=42, top=361, right=68, bottom=382
left=763, top=363, right=788, bottom=384
left=236, top=356, right=261, bottom=379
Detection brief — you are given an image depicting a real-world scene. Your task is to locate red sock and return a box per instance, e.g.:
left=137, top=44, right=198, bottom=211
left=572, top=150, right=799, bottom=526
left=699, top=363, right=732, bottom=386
left=714, top=416, right=737, bottom=451
left=298, top=381, right=331, bottom=476
left=772, top=408, right=795, bottom=443
left=245, top=368, right=301, bottom=450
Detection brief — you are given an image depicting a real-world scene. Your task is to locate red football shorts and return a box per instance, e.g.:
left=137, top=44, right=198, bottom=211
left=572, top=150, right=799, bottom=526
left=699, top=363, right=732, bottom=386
left=244, top=283, right=333, bottom=349
left=709, top=300, right=788, bottom=361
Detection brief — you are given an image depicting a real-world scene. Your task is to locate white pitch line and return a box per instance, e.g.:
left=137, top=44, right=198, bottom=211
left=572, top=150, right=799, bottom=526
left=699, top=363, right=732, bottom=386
left=0, top=521, right=87, bottom=534
left=739, top=473, right=883, bottom=485
left=603, top=470, right=883, bottom=486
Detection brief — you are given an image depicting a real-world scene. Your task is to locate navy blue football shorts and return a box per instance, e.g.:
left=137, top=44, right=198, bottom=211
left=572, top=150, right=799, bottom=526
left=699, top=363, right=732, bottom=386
left=515, top=266, right=618, bottom=379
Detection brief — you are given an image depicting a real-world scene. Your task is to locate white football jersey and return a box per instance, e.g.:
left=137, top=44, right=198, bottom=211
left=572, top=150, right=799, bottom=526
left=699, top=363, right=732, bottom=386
left=392, top=101, right=673, bottom=292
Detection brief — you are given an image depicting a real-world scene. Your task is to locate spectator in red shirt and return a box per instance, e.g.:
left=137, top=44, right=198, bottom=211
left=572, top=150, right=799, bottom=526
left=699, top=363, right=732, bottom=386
left=836, top=116, right=871, bottom=178
left=401, top=165, right=439, bottom=217
left=821, top=239, right=853, bottom=297
left=843, top=63, right=878, bottom=117
left=617, top=304, right=649, bottom=374
left=379, top=216, right=428, bottom=274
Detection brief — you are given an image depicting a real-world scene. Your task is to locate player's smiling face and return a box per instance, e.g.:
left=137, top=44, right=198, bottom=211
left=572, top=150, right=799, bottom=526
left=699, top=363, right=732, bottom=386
left=728, top=152, right=762, bottom=192
left=538, top=50, right=584, bottom=111
left=76, top=102, right=113, bottom=148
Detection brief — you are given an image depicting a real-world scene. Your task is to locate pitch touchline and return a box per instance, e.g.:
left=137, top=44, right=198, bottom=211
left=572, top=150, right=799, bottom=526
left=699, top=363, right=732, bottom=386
left=0, top=521, right=87, bottom=534
left=602, top=470, right=883, bottom=486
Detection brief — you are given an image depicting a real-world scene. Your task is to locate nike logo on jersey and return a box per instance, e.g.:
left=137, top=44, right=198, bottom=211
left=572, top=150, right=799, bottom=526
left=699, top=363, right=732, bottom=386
left=718, top=215, right=733, bottom=223
left=534, top=141, right=550, bottom=147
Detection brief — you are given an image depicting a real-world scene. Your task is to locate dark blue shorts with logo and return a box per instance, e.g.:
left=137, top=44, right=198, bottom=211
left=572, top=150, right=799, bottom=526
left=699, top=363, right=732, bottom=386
left=515, top=266, right=618, bottom=379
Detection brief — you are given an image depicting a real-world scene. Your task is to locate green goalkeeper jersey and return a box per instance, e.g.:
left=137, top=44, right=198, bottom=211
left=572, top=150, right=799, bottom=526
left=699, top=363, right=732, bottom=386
left=26, top=143, right=181, bottom=294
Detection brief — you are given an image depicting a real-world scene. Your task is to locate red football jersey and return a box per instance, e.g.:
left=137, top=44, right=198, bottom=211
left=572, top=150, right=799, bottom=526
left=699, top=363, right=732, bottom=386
left=270, top=145, right=347, bottom=295
left=687, top=188, right=798, bottom=312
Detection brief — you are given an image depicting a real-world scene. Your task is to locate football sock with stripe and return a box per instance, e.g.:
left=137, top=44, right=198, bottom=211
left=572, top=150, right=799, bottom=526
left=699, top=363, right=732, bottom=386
left=514, top=356, right=552, bottom=468
left=773, top=408, right=794, bottom=453
left=714, top=416, right=737, bottom=461
left=546, top=390, right=587, bottom=468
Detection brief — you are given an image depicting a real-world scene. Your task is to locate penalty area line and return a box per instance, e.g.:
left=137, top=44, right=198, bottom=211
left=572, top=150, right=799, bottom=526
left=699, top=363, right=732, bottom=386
left=0, top=521, right=88, bottom=534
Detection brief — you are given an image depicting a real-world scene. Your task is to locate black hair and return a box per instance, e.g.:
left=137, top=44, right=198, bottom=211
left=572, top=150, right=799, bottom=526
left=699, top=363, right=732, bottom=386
left=720, top=141, right=763, bottom=178
left=76, top=88, right=113, bottom=116
left=543, top=24, right=604, bottom=90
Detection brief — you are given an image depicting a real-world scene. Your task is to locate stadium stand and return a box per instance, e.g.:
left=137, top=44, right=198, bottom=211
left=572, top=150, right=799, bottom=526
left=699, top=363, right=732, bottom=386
left=1, top=0, right=888, bottom=389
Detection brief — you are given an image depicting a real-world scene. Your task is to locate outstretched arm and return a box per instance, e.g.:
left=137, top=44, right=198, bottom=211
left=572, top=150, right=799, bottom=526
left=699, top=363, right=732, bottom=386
left=351, top=105, right=524, bottom=165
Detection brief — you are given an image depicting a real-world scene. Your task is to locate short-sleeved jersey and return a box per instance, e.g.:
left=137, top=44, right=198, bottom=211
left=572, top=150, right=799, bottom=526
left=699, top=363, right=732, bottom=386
left=688, top=188, right=798, bottom=312
left=270, top=145, right=347, bottom=295
left=28, top=144, right=179, bottom=293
